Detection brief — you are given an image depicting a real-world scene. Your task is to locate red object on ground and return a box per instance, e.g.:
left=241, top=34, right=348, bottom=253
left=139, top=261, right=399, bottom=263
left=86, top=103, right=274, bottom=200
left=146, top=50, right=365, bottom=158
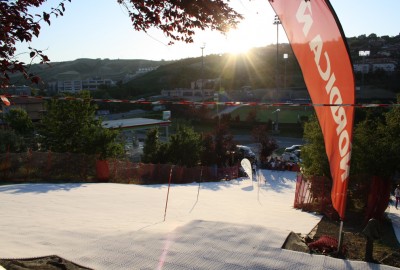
left=308, top=235, right=346, bottom=254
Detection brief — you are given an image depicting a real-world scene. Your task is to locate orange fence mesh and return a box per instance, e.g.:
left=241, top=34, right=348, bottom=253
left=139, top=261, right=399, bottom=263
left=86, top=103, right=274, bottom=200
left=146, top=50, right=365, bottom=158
left=294, top=174, right=338, bottom=220
left=294, top=174, right=392, bottom=222
left=0, top=151, right=238, bottom=184
left=107, top=160, right=238, bottom=184
left=0, top=151, right=97, bottom=182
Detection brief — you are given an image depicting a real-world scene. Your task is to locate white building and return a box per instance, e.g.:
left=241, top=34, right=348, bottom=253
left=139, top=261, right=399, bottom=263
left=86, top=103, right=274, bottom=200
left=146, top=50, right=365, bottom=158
left=372, top=62, right=396, bottom=72
left=48, top=78, right=116, bottom=93
left=0, top=85, right=31, bottom=95
left=161, top=88, right=214, bottom=99
left=161, top=78, right=219, bottom=100
left=353, top=63, right=370, bottom=74
left=122, top=67, right=159, bottom=83
left=353, top=61, right=396, bottom=74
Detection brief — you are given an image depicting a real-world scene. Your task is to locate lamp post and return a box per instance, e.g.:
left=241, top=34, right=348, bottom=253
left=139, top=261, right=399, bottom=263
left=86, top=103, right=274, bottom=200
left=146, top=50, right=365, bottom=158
left=359, top=50, right=370, bottom=91
left=272, top=108, right=280, bottom=131
left=200, top=43, right=206, bottom=101
left=283, top=53, right=288, bottom=90
left=214, top=91, right=219, bottom=127
left=215, top=76, right=222, bottom=127
left=273, top=15, right=281, bottom=99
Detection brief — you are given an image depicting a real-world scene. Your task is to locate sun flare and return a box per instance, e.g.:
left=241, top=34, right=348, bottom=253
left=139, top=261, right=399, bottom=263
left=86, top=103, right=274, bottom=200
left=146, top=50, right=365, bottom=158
left=225, top=25, right=254, bottom=55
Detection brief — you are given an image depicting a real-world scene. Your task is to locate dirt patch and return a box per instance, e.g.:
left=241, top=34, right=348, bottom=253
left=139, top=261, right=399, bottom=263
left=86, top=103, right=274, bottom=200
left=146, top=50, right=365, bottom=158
left=283, top=211, right=400, bottom=268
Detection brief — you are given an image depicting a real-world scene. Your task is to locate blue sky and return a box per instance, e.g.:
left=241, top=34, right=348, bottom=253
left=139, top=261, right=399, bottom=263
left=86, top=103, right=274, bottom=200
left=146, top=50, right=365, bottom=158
left=15, top=0, right=400, bottom=63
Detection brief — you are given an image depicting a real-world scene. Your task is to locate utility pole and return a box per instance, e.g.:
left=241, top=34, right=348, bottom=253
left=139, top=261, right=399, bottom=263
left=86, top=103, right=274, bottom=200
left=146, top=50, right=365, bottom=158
left=200, top=43, right=206, bottom=102
left=359, top=50, right=370, bottom=91
left=283, top=53, right=288, bottom=90
left=272, top=109, right=280, bottom=132
left=273, top=15, right=281, bottom=101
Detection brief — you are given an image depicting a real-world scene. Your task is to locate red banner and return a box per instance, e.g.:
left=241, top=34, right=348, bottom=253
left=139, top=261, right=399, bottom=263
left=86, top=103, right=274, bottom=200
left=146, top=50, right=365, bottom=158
left=269, top=0, right=355, bottom=219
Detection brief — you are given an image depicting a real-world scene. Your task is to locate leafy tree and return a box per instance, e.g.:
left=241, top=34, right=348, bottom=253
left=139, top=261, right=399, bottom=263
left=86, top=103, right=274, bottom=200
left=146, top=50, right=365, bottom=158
left=303, top=99, right=400, bottom=180
left=351, top=117, right=391, bottom=177
left=246, top=108, right=257, bottom=123
left=141, top=124, right=236, bottom=167
left=156, top=143, right=171, bottom=165
left=351, top=95, right=400, bottom=177
left=252, top=124, right=278, bottom=164
left=301, top=114, right=330, bottom=177
left=213, top=124, right=236, bottom=167
left=141, top=128, right=162, bottom=164
left=1, top=0, right=242, bottom=87
left=142, top=126, right=205, bottom=167
left=38, top=92, right=123, bottom=158
left=168, top=125, right=203, bottom=167
left=220, top=113, right=232, bottom=126
left=384, top=95, right=400, bottom=173
left=4, top=108, right=34, bottom=137
left=200, top=133, right=217, bottom=166
left=351, top=97, right=400, bottom=179
left=0, top=0, right=69, bottom=86
left=349, top=105, right=400, bottom=220
left=85, top=125, right=124, bottom=159
left=0, top=130, right=26, bottom=153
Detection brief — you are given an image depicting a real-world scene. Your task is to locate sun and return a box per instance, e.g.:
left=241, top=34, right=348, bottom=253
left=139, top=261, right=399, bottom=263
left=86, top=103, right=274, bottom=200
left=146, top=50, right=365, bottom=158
left=224, top=19, right=268, bottom=55
left=224, top=25, right=254, bottom=55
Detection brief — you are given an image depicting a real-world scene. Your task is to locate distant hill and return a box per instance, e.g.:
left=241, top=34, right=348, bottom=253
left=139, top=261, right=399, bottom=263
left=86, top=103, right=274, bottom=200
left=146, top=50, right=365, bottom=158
left=9, top=58, right=173, bottom=85
left=121, top=34, right=400, bottom=98
left=122, top=46, right=306, bottom=96
left=8, top=34, right=400, bottom=98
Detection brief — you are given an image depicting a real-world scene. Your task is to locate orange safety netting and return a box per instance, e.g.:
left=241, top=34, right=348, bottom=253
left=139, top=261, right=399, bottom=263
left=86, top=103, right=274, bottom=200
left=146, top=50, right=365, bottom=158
left=0, top=151, right=238, bottom=184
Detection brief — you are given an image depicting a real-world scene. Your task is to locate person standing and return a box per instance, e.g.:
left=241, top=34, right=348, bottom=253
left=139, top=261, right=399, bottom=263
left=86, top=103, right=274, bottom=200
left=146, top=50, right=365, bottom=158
left=395, top=185, right=400, bottom=209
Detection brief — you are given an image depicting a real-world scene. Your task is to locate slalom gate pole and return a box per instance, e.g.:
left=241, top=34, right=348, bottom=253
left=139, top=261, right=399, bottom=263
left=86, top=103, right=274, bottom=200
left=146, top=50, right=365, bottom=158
left=257, top=169, right=260, bottom=203
left=163, top=165, right=173, bottom=222
left=252, top=168, right=254, bottom=188
left=337, top=220, right=344, bottom=254
left=196, top=167, right=203, bottom=202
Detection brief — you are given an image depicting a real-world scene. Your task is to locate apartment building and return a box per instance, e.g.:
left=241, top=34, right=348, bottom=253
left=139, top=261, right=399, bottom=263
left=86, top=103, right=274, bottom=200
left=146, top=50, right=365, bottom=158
left=353, top=60, right=397, bottom=73
left=161, top=78, right=219, bottom=100
left=48, top=78, right=116, bottom=93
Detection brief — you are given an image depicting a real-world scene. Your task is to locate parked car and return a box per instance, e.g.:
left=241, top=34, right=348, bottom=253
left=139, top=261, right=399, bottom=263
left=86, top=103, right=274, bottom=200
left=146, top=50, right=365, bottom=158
left=293, top=149, right=301, bottom=158
left=284, top=144, right=302, bottom=152
left=235, top=145, right=257, bottom=164
left=281, top=152, right=300, bottom=163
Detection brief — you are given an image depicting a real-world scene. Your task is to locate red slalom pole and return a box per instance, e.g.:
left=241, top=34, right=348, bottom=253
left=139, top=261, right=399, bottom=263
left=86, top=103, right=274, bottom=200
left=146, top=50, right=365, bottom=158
left=163, top=165, right=174, bottom=221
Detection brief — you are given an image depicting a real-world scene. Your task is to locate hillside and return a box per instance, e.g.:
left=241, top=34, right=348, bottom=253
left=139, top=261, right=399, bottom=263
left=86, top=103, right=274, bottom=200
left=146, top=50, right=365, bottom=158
left=9, top=58, right=173, bottom=85
left=7, top=34, right=400, bottom=98
left=120, top=45, right=306, bottom=97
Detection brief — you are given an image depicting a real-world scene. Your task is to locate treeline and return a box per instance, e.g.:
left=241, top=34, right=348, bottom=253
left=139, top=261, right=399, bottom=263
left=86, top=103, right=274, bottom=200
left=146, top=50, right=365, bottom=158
left=0, top=91, right=280, bottom=168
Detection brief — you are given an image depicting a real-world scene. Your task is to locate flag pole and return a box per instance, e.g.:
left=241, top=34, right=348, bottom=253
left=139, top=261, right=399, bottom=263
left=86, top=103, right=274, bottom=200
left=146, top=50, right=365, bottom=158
left=337, top=220, right=344, bottom=254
